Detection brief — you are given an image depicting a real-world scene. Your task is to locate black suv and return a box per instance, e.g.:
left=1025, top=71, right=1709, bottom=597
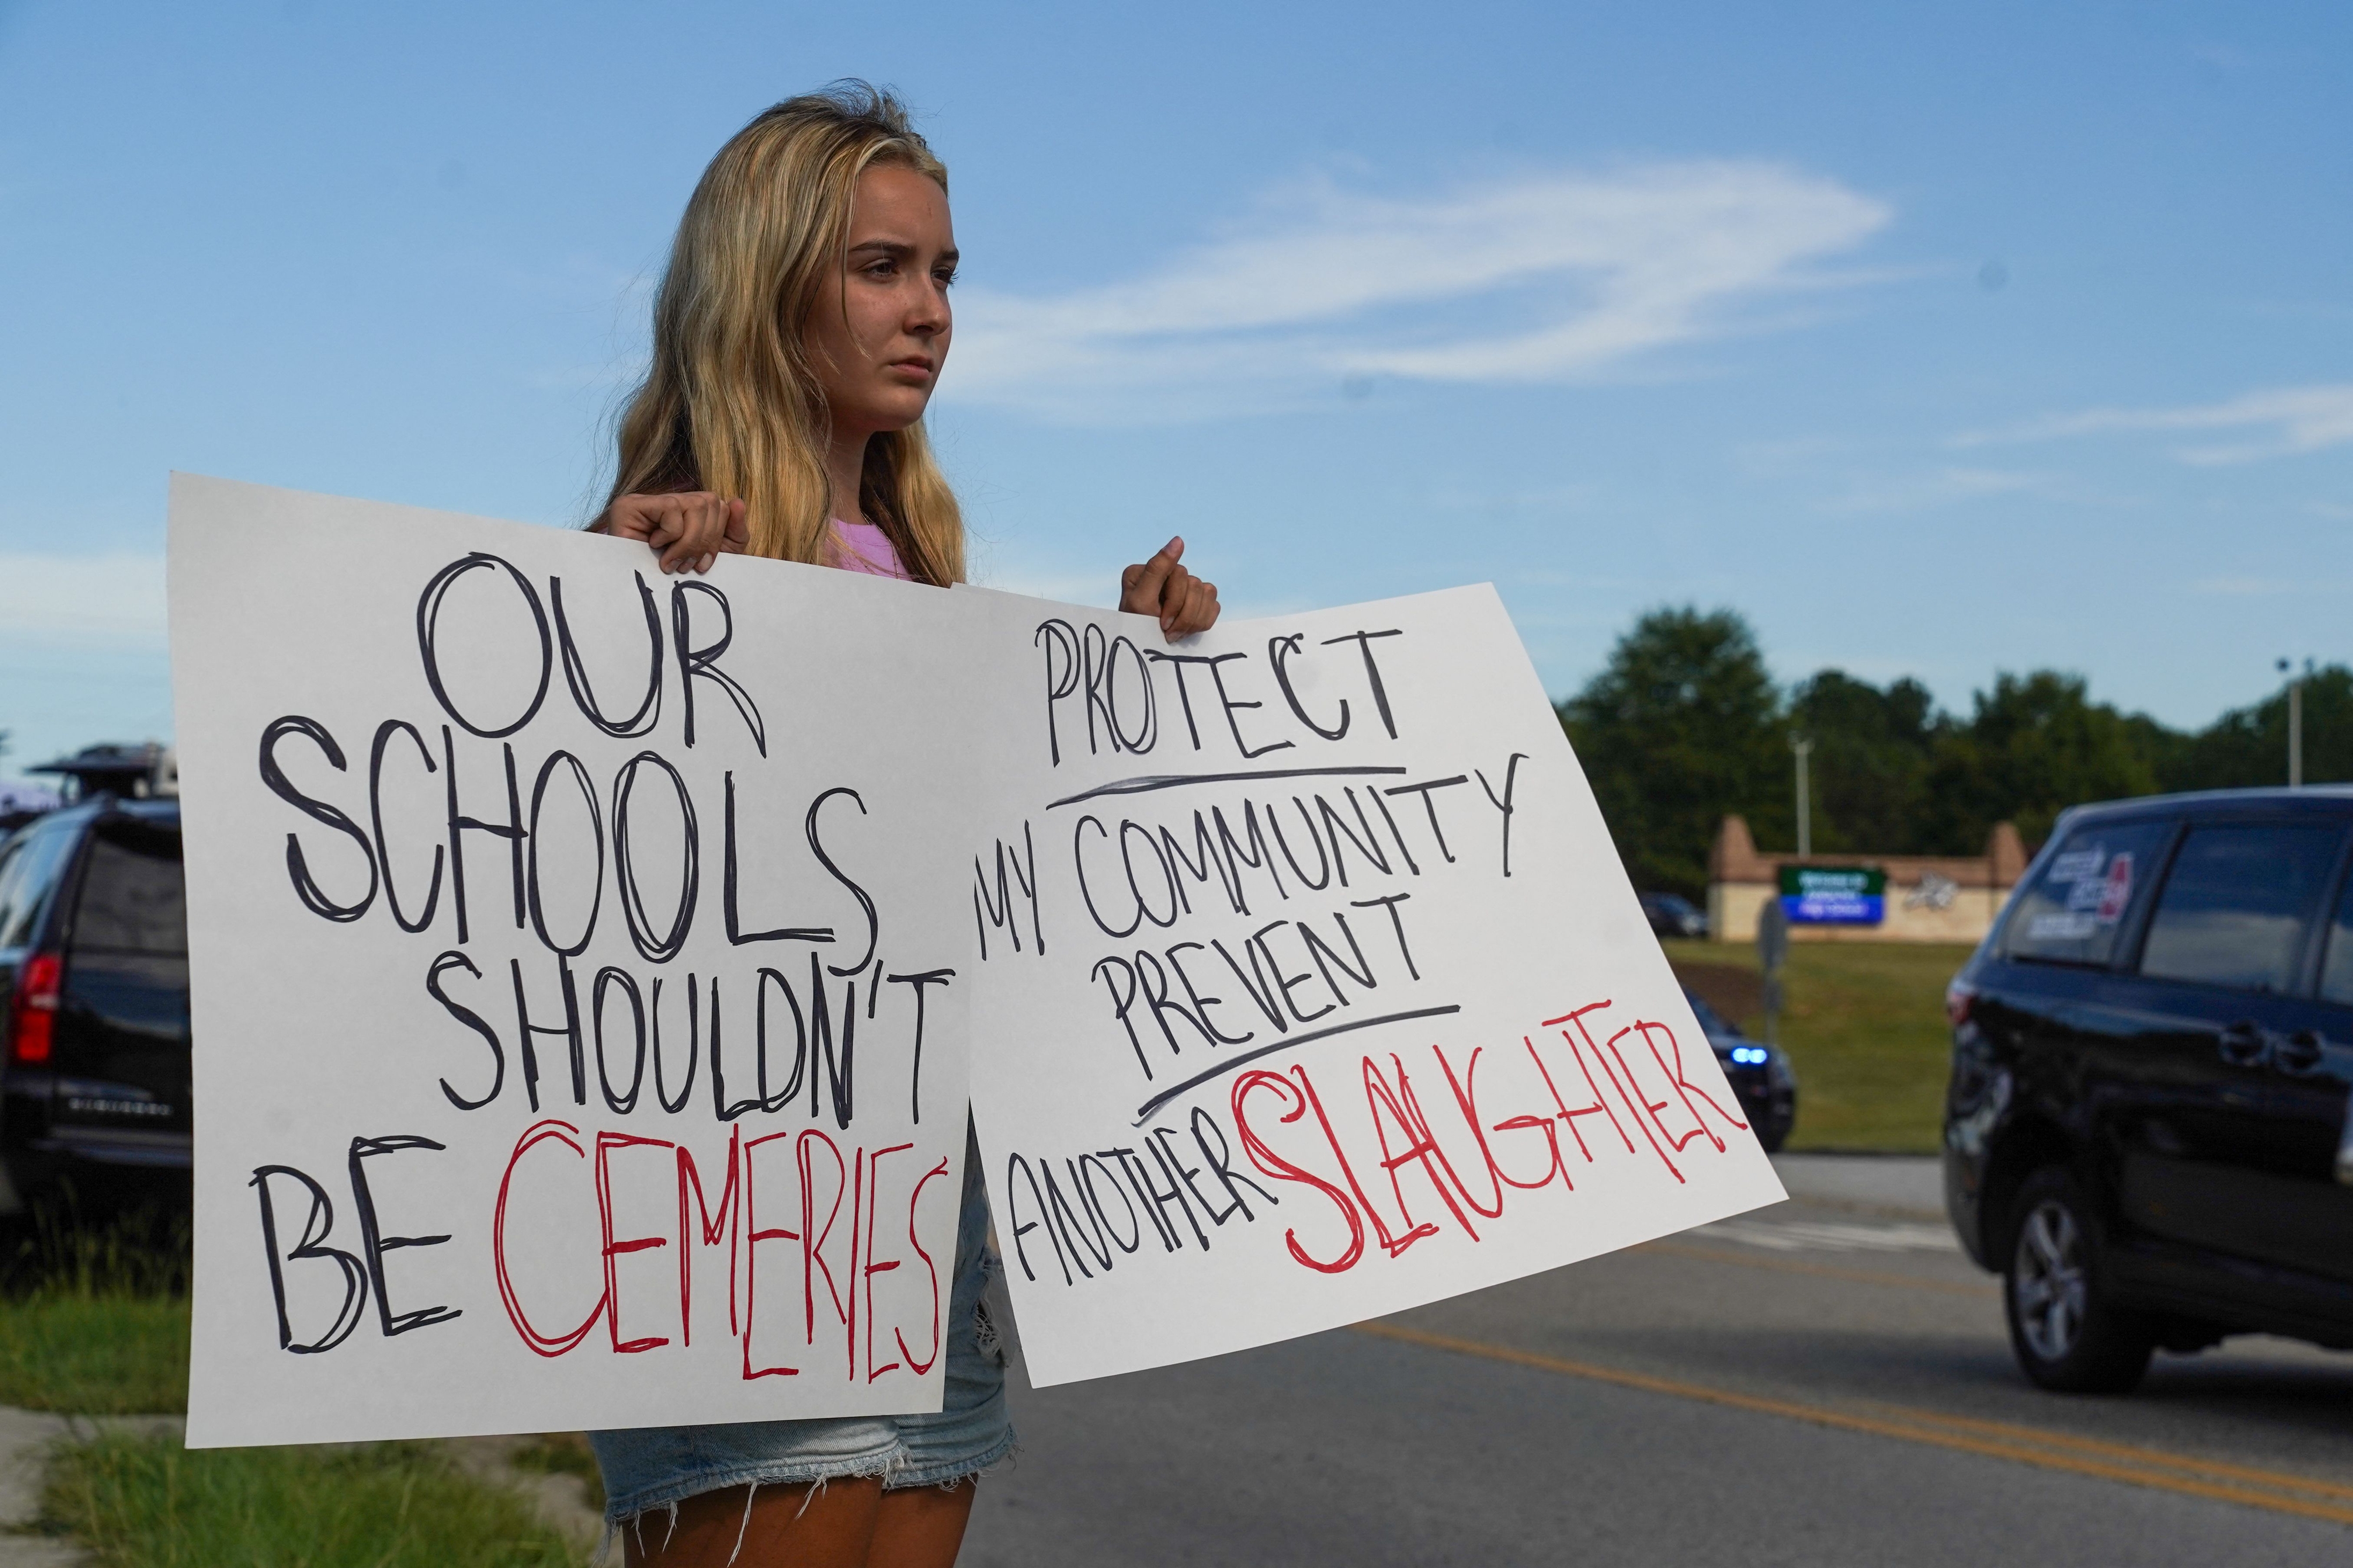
left=0, top=799, right=190, bottom=1211
left=1944, top=788, right=2353, bottom=1392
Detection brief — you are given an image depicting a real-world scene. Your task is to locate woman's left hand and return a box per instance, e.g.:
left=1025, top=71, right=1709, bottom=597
left=1119, top=536, right=1221, bottom=638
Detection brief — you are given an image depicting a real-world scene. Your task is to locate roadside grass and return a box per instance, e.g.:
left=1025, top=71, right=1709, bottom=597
left=0, top=1205, right=189, bottom=1414
left=1664, top=938, right=1971, bottom=1154
left=509, top=1431, right=606, bottom=1515
left=38, top=1432, right=578, bottom=1567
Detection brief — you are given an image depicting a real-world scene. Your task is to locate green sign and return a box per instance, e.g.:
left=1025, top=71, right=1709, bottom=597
left=1778, top=866, right=1886, bottom=898
left=1778, top=865, right=1886, bottom=925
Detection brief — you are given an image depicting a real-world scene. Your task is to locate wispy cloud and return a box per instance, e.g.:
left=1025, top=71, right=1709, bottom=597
left=1961, top=384, right=2353, bottom=465
left=0, top=553, right=166, bottom=647
left=942, top=162, right=1890, bottom=423
left=1817, top=466, right=2066, bottom=515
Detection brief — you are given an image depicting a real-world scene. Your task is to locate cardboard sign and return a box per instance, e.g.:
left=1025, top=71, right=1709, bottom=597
left=171, top=478, right=988, bottom=1447
left=948, top=583, right=1785, bottom=1387
left=171, top=479, right=1785, bottom=1444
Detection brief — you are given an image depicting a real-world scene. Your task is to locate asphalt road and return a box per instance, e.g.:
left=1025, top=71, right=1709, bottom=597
left=959, top=1156, right=2353, bottom=1567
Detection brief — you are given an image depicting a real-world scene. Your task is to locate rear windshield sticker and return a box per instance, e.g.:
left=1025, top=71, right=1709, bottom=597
left=2050, top=847, right=2104, bottom=883
left=2094, top=852, right=2134, bottom=924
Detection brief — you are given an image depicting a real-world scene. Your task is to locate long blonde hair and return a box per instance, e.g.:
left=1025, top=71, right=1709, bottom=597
left=606, top=82, right=965, bottom=586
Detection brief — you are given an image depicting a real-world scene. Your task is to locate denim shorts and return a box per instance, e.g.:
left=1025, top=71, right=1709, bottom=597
left=589, top=1123, right=1014, bottom=1525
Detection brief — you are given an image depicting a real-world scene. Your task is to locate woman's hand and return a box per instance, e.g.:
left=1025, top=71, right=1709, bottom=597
left=595, top=492, right=749, bottom=574
left=1119, top=536, right=1221, bottom=638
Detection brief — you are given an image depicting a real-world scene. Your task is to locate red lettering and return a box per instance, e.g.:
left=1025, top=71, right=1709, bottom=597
left=1594, top=1024, right=1683, bottom=1182
left=1292, top=1062, right=1424, bottom=1259
left=1360, top=1056, right=1467, bottom=1247
left=1541, top=1004, right=1639, bottom=1158
left=739, top=1130, right=800, bottom=1379
left=1641, top=1019, right=1745, bottom=1150
left=492, top=1119, right=605, bottom=1357
left=798, top=1130, right=854, bottom=1378
left=1231, top=1069, right=1364, bottom=1273
left=864, top=1143, right=911, bottom=1383
left=595, top=1131, right=674, bottom=1353
left=899, top=1156, right=952, bottom=1374
left=675, top=1128, right=742, bottom=1347
left=1426, top=1045, right=1516, bottom=1211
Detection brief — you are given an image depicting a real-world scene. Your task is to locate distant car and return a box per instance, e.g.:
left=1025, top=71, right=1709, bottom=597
left=0, top=798, right=189, bottom=1214
left=1943, top=787, right=2353, bottom=1394
left=1682, top=986, right=1796, bottom=1152
left=1642, top=892, right=1708, bottom=939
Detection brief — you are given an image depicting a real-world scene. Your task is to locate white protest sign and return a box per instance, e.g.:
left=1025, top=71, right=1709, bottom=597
left=950, top=583, right=1786, bottom=1386
left=172, top=477, right=988, bottom=1447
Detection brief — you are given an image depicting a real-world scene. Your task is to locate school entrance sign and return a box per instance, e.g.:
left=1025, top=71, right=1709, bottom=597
left=170, top=477, right=1783, bottom=1446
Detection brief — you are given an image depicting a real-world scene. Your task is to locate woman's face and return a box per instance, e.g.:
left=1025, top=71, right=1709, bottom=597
left=804, top=163, right=956, bottom=439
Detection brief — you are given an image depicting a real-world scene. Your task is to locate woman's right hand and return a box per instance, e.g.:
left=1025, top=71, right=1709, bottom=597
left=595, top=492, right=749, bottom=574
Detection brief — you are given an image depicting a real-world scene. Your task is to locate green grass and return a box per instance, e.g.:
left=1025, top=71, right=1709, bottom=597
left=0, top=1205, right=190, bottom=1414
left=508, top=1432, right=605, bottom=1516
left=1665, top=938, right=1970, bottom=1154
left=37, top=1432, right=579, bottom=1568
left=0, top=1293, right=188, bottom=1414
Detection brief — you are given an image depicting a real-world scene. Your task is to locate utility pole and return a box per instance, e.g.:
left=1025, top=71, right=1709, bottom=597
left=1758, top=896, right=1788, bottom=1048
left=2279, top=658, right=2310, bottom=788
left=1791, top=736, right=1814, bottom=858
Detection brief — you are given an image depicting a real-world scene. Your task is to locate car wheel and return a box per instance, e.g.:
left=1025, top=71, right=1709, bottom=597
left=2002, top=1167, right=2151, bottom=1394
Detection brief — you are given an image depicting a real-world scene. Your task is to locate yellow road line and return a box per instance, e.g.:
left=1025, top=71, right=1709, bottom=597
left=1634, top=1239, right=1997, bottom=1297
left=1351, top=1321, right=2353, bottom=1530
left=1872, top=1404, right=2353, bottom=1503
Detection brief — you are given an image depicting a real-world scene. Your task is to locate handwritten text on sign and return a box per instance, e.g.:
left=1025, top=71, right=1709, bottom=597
left=171, top=480, right=1783, bottom=1444
left=953, top=584, right=1784, bottom=1387
left=172, top=478, right=986, bottom=1447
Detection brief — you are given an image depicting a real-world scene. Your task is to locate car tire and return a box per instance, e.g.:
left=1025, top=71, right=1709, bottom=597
left=2002, top=1167, right=2152, bottom=1394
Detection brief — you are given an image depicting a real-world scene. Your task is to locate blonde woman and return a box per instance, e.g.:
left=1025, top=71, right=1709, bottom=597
left=586, top=85, right=1219, bottom=1566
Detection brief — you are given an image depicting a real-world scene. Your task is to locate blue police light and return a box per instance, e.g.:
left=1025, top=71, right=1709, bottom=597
left=1728, top=1046, right=1771, bottom=1065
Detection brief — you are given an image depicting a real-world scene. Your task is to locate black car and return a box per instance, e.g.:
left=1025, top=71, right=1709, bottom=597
left=1943, top=786, right=2353, bottom=1393
left=1643, top=892, right=1708, bottom=939
left=0, top=799, right=190, bottom=1212
left=1683, top=986, right=1797, bottom=1153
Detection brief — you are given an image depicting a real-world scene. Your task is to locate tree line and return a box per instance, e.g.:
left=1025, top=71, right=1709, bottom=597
left=1559, top=607, right=2351, bottom=899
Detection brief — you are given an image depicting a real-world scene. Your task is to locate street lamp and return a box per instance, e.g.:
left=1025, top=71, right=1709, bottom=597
left=2278, top=657, right=2312, bottom=788
left=1791, top=735, right=1814, bottom=858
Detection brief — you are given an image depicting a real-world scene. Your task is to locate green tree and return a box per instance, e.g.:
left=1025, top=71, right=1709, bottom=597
left=2164, top=665, right=2353, bottom=791
left=1787, top=670, right=1945, bottom=853
left=1922, top=672, right=2165, bottom=850
left=1559, top=606, right=1786, bottom=897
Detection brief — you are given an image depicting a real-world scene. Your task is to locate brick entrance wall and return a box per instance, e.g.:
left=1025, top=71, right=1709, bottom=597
left=1705, top=815, right=2028, bottom=944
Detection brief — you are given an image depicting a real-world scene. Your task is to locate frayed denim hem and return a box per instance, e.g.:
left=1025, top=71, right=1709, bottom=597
left=882, top=1426, right=1019, bottom=1492
left=602, top=1449, right=901, bottom=1529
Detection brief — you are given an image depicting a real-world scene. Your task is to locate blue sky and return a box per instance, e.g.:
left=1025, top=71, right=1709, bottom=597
left=3, top=1, right=2348, bottom=786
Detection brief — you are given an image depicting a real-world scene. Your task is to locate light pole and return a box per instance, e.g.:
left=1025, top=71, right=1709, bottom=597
left=2278, top=658, right=2311, bottom=788
left=1791, top=735, right=1814, bottom=858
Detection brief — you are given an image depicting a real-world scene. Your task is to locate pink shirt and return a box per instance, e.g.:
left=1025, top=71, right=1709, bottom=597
left=831, top=520, right=912, bottom=581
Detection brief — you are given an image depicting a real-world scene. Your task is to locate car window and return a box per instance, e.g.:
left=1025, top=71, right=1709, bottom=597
left=1681, top=989, right=1732, bottom=1037
left=0, top=823, right=79, bottom=949
left=68, top=829, right=186, bottom=956
left=2313, top=865, right=2353, bottom=1007
left=2004, top=820, right=2171, bottom=967
left=2138, top=823, right=2342, bottom=994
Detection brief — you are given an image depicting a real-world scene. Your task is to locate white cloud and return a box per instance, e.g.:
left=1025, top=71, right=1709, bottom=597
left=1818, top=466, right=2055, bottom=514
left=941, top=162, right=1890, bottom=423
left=0, top=552, right=166, bottom=647
left=1964, top=384, right=2353, bottom=465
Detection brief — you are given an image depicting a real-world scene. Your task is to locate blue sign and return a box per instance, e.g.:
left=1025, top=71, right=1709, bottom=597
left=1778, top=866, right=1885, bottom=926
